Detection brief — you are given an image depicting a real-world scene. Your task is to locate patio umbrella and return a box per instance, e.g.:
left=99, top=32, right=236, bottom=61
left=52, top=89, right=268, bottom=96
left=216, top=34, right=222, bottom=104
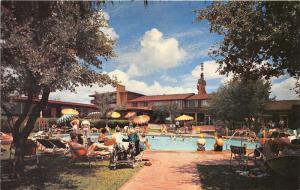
left=0, top=132, right=13, bottom=145
left=175, top=114, right=194, bottom=121
left=87, top=112, right=102, bottom=119
left=132, top=115, right=150, bottom=125
left=125, top=112, right=136, bottom=119
left=61, top=108, right=79, bottom=115
left=57, top=114, right=76, bottom=124
left=107, top=111, right=121, bottom=119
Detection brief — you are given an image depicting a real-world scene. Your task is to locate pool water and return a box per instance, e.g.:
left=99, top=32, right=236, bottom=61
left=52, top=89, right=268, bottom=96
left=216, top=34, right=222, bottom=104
left=146, top=135, right=258, bottom=151
left=58, top=133, right=258, bottom=151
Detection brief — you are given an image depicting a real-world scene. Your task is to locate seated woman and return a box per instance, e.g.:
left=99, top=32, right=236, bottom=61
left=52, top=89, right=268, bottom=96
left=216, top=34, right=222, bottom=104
left=68, top=132, right=112, bottom=158
left=214, top=134, right=224, bottom=151
left=98, top=128, right=108, bottom=143
left=197, top=134, right=206, bottom=151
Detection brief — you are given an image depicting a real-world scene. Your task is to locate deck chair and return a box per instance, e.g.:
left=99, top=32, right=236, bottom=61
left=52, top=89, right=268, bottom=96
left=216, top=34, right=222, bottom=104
left=68, top=142, right=111, bottom=169
left=246, top=146, right=265, bottom=167
left=230, top=145, right=248, bottom=170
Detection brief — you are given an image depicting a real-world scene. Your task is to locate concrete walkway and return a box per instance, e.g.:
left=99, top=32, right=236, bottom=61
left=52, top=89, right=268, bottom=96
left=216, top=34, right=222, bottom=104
left=119, top=151, right=231, bottom=190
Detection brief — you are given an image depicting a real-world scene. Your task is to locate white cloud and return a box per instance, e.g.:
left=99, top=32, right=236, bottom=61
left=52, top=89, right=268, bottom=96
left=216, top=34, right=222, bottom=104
left=98, top=11, right=119, bottom=40
left=119, top=28, right=187, bottom=76
left=49, top=84, right=114, bottom=104
left=191, top=60, right=223, bottom=80
left=161, top=75, right=177, bottom=83
left=271, top=77, right=298, bottom=100
left=99, top=27, right=119, bottom=40
left=110, top=70, right=194, bottom=95
left=183, top=60, right=228, bottom=86
left=49, top=69, right=195, bottom=104
left=171, top=29, right=203, bottom=39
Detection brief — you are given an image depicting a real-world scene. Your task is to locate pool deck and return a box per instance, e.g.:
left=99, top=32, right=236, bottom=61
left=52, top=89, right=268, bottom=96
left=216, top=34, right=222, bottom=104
left=119, top=150, right=232, bottom=190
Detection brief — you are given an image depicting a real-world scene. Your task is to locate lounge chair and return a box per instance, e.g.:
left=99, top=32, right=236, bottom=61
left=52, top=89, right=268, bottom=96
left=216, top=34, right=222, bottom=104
left=36, top=139, right=55, bottom=153
left=230, top=145, right=247, bottom=170
left=68, top=142, right=110, bottom=169
left=49, top=139, right=68, bottom=149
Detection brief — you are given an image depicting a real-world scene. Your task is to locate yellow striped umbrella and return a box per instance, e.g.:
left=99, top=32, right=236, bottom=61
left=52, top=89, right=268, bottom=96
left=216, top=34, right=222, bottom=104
left=107, top=111, right=121, bottom=119
left=61, top=108, right=79, bottom=115
left=132, top=115, right=150, bottom=125
left=175, top=114, right=194, bottom=121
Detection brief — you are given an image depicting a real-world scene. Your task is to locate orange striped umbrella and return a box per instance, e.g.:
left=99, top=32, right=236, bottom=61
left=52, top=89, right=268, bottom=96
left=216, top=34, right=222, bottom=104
left=132, top=115, right=150, bottom=125
left=125, top=112, right=136, bottom=119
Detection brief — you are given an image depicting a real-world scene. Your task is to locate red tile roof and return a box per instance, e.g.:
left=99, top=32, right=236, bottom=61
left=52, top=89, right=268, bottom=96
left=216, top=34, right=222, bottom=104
left=15, top=97, right=97, bottom=109
left=89, top=91, right=144, bottom=97
left=125, top=106, right=152, bottom=111
left=263, top=100, right=300, bottom=111
left=129, top=93, right=194, bottom=102
left=187, top=93, right=214, bottom=100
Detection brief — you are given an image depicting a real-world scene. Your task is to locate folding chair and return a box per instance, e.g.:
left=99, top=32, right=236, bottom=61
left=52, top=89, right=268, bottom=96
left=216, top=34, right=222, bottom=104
left=68, top=142, right=111, bottom=169
left=230, top=145, right=247, bottom=170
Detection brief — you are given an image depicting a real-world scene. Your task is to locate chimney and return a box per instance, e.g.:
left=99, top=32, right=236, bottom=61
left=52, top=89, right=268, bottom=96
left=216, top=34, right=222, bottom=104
left=116, top=84, right=125, bottom=92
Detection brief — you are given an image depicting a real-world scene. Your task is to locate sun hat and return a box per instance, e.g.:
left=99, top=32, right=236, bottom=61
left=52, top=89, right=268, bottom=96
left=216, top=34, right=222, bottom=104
left=81, top=120, right=90, bottom=126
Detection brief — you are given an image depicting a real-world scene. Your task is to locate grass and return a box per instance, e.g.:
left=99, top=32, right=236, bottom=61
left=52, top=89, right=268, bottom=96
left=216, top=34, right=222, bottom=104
left=197, top=164, right=299, bottom=190
left=1, top=152, right=142, bottom=190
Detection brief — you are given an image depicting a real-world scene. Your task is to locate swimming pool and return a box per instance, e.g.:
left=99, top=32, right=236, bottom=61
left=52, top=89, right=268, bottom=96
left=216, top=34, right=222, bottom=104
left=58, top=133, right=258, bottom=151
left=146, top=135, right=258, bottom=151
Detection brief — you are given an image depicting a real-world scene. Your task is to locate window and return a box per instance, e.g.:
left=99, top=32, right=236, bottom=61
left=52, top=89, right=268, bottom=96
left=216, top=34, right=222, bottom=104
left=154, top=101, right=162, bottom=106
left=132, top=102, right=137, bottom=107
left=201, top=100, right=208, bottom=107
left=187, top=100, right=198, bottom=108
left=142, top=102, right=148, bottom=107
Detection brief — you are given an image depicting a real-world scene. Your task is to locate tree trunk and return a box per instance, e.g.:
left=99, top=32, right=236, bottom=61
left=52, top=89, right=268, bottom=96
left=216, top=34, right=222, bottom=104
left=12, top=88, right=50, bottom=176
left=13, top=137, right=26, bottom=177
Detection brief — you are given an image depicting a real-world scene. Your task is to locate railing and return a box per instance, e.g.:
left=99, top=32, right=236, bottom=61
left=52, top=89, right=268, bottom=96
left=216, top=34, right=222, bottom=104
left=225, top=130, right=240, bottom=150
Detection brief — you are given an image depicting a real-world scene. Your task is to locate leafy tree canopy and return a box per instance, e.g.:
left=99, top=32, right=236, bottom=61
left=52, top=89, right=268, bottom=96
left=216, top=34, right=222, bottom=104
left=209, top=78, right=271, bottom=129
left=197, top=1, right=300, bottom=92
left=0, top=1, right=118, bottom=175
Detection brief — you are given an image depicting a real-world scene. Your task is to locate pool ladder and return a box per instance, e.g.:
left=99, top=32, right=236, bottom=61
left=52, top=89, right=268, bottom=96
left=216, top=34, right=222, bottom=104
left=225, top=130, right=239, bottom=150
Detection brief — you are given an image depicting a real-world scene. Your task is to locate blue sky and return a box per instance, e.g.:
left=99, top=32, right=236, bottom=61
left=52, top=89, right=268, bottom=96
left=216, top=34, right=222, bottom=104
left=50, top=1, right=297, bottom=103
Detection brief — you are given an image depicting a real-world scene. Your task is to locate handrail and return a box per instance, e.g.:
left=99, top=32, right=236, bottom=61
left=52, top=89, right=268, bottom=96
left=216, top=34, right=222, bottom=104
left=225, top=130, right=239, bottom=150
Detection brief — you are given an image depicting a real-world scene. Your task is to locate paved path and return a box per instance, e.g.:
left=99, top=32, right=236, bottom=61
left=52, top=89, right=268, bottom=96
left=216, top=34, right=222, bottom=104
left=119, top=151, right=231, bottom=190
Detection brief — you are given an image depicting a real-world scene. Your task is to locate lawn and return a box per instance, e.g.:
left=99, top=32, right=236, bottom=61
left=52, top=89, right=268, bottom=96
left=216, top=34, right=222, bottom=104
left=197, top=164, right=299, bottom=190
left=1, top=153, right=141, bottom=190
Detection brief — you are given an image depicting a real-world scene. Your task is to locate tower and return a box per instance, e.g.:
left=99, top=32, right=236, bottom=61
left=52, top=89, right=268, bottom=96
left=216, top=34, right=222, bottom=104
left=197, top=63, right=207, bottom=95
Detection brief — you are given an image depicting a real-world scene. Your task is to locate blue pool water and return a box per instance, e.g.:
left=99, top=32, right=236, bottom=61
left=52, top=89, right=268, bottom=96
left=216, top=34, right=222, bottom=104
left=58, top=134, right=258, bottom=151
left=146, top=135, right=258, bottom=151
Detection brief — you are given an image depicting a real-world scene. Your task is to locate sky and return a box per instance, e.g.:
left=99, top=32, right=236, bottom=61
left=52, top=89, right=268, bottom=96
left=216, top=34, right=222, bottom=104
left=50, top=1, right=298, bottom=104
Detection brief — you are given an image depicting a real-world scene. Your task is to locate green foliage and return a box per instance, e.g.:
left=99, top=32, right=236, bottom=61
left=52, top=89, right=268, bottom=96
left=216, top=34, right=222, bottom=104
left=152, top=103, right=180, bottom=123
left=209, top=78, right=271, bottom=129
left=197, top=2, right=300, bottom=93
left=89, top=119, right=129, bottom=129
left=93, top=93, right=115, bottom=119
left=1, top=2, right=118, bottom=172
left=1, top=1, right=118, bottom=142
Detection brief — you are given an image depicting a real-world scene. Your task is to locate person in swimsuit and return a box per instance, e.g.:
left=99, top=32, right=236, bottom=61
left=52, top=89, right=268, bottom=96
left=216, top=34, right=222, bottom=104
left=214, top=134, right=224, bottom=151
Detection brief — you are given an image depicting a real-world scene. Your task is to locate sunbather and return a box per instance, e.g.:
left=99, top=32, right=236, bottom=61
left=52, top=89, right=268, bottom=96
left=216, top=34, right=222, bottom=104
left=68, top=132, right=111, bottom=158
